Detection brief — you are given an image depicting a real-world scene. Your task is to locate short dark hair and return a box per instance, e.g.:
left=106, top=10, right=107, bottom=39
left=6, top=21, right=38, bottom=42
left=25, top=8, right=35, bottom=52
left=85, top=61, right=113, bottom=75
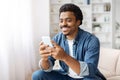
left=59, top=3, right=83, bottom=25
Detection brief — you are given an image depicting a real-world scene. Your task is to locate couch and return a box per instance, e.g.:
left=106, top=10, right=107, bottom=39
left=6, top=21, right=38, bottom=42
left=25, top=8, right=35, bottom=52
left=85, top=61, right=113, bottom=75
left=98, top=47, right=120, bottom=80
left=53, top=48, right=120, bottom=80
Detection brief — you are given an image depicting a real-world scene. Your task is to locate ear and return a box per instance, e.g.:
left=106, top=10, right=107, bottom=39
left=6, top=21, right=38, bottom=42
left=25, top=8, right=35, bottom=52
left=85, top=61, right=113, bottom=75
left=76, top=20, right=81, bottom=26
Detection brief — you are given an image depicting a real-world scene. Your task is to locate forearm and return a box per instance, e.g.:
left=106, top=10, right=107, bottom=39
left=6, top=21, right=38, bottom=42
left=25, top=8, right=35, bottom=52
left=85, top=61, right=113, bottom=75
left=62, top=54, right=81, bottom=75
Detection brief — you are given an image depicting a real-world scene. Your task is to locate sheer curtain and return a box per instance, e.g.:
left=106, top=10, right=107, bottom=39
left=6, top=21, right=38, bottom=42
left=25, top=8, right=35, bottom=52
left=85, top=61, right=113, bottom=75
left=0, top=0, right=37, bottom=80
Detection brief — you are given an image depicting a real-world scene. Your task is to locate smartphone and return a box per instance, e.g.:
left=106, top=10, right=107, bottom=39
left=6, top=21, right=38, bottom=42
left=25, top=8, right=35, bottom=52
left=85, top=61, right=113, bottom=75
left=42, top=36, right=53, bottom=47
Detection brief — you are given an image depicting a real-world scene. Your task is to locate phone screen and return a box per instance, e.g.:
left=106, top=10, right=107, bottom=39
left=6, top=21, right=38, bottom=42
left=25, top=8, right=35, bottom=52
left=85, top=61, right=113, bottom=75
left=42, top=36, right=53, bottom=47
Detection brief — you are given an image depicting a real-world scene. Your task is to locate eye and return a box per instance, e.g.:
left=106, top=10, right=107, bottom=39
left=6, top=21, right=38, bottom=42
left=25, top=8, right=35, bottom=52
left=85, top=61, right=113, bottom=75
left=67, top=19, right=72, bottom=22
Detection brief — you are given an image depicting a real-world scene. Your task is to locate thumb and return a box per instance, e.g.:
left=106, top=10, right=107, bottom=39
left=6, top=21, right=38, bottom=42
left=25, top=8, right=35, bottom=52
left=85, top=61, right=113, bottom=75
left=51, top=40, right=59, bottom=47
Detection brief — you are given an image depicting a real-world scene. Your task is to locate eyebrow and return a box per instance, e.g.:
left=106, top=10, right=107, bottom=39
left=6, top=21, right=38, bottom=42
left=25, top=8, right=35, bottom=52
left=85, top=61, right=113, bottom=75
left=59, top=18, right=72, bottom=20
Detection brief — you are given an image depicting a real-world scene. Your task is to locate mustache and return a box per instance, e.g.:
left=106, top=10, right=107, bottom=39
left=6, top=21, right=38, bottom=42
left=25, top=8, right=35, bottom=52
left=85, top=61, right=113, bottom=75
left=60, top=26, right=70, bottom=29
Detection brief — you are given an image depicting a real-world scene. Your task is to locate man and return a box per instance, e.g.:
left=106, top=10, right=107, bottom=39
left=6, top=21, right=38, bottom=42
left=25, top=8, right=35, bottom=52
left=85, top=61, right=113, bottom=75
left=32, top=3, right=106, bottom=80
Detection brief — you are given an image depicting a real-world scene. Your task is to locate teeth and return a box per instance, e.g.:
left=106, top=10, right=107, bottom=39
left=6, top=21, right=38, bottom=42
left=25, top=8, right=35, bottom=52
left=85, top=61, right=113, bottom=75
left=62, top=27, right=69, bottom=31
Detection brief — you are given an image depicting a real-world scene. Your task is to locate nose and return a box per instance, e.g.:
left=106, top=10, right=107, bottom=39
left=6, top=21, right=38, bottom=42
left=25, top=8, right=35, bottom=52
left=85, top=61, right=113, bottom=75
left=61, top=20, right=67, bottom=26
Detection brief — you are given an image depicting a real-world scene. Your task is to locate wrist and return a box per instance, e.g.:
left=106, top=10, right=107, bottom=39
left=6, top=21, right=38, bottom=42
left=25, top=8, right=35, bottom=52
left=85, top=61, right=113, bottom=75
left=62, top=54, right=69, bottom=62
left=41, top=58, right=49, bottom=62
left=40, top=58, right=50, bottom=70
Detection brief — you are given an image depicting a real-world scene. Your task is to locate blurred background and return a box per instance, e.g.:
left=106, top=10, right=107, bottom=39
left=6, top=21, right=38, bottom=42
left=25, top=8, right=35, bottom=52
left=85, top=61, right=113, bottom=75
left=0, top=0, right=120, bottom=80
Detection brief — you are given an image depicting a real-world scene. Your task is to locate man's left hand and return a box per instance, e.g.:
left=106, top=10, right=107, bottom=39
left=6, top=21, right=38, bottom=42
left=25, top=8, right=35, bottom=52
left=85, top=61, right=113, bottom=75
left=50, top=41, right=68, bottom=61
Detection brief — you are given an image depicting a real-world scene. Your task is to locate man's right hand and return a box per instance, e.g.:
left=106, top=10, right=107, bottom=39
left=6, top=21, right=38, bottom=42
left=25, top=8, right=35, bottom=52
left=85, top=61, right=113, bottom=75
left=39, top=41, right=53, bottom=70
left=39, top=41, right=52, bottom=60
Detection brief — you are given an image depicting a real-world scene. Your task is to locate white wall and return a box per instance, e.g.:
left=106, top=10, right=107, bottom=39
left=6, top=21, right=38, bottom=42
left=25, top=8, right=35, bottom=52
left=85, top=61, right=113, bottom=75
left=32, top=0, right=50, bottom=68
left=115, top=0, right=120, bottom=23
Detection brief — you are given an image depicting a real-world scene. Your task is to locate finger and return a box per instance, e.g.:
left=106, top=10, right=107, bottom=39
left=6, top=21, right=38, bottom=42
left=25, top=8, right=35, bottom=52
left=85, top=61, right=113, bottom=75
left=40, top=49, right=51, bottom=54
left=40, top=47, right=53, bottom=54
left=40, top=53, right=51, bottom=58
left=39, top=44, right=46, bottom=50
left=39, top=41, right=49, bottom=47
left=39, top=41, right=44, bottom=45
left=40, top=44, right=49, bottom=50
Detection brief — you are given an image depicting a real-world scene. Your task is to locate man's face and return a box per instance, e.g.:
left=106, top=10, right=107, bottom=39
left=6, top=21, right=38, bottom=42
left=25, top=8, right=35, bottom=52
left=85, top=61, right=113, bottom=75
left=59, top=11, right=80, bottom=36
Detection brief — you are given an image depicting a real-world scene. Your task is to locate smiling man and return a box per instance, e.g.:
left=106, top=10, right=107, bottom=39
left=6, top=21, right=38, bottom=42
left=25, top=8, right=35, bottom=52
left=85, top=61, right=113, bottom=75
left=32, top=3, right=106, bottom=80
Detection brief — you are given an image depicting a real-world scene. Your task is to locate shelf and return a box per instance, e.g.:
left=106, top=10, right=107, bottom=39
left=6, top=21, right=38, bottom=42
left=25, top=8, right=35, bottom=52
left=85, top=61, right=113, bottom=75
left=92, top=12, right=111, bottom=14
left=50, top=0, right=72, bottom=5
left=91, top=2, right=111, bottom=4
left=72, top=0, right=90, bottom=5
left=92, top=22, right=111, bottom=24
left=93, top=31, right=111, bottom=34
left=76, top=4, right=91, bottom=7
left=50, top=0, right=114, bottom=48
left=92, top=0, right=111, bottom=4
left=92, top=2, right=111, bottom=13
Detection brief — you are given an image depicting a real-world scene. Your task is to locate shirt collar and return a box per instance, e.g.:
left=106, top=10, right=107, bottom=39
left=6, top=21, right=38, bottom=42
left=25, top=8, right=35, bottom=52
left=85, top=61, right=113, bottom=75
left=74, top=28, right=83, bottom=44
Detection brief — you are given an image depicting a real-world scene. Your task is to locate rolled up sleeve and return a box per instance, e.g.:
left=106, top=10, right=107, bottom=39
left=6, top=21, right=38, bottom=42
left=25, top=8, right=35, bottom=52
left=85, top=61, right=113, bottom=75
left=79, top=61, right=89, bottom=77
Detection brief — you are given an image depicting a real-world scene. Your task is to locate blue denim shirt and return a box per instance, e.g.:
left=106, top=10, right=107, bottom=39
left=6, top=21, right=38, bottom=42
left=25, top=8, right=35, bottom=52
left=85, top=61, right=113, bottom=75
left=46, top=28, right=105, bottom=79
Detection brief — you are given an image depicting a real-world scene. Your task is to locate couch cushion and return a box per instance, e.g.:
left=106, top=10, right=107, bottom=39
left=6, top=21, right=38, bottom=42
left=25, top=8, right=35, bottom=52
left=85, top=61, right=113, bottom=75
left=107, top=76, right=120, bottom=80
left=98, top=48, right=120, bottom=78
